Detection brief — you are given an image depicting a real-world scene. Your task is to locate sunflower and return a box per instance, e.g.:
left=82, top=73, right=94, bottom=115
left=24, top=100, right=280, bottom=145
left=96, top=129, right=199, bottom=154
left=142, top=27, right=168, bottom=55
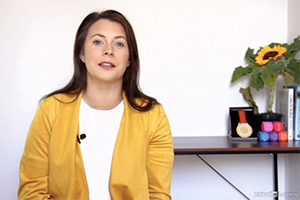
left=255, top=45, right=287, bottom=65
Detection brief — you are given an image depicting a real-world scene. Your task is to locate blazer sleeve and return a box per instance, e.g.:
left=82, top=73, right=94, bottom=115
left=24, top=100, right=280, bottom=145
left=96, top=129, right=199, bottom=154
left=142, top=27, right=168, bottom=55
left=18, top=99, right=55, bottom=200
left=147, top=105, right=174, bottom=200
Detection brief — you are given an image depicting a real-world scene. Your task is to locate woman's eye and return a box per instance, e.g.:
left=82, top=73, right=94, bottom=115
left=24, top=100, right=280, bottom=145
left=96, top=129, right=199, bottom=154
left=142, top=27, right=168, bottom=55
left=93, top=40, right=102, bottom=45
left=116, top=42, right=124, bottom=47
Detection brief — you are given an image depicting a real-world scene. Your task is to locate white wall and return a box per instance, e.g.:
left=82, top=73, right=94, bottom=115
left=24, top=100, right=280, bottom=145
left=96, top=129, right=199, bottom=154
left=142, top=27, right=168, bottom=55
left=0, top=0, right=298, bottom=199
left=288, top=0, right=300, bottom=44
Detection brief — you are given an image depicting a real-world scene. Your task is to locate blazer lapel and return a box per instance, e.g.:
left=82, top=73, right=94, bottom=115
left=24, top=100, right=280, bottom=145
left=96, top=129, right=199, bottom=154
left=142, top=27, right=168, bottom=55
left=109, top=93, right=149, bottom=200
left=48, top=93, right=89, bottom=199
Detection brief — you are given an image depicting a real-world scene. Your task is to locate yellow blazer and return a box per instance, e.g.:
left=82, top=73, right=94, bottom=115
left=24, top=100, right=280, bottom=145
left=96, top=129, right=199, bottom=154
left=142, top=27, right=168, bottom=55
left=18, top=92, right=174, bottom=200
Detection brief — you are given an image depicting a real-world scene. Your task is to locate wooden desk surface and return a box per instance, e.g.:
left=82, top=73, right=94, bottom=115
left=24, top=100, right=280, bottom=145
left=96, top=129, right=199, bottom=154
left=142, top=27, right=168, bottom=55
left=173, top=136, right=300, bottom=155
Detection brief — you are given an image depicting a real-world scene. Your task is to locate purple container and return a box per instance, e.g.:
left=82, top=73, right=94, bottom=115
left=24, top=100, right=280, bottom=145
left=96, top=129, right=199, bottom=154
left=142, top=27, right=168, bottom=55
left=269, top=131, right=279, bottom=142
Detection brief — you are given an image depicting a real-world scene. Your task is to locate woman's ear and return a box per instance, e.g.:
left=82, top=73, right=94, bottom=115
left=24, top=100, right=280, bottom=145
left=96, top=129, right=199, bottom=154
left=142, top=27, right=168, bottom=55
left=80, top=54, right=85, bottom=63
left=127, top=60, right=130, bottom=67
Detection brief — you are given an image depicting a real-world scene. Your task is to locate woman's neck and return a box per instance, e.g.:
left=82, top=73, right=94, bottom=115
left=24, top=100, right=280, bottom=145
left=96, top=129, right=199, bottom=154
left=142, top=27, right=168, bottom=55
left=82, top=81, right=123, bottom=110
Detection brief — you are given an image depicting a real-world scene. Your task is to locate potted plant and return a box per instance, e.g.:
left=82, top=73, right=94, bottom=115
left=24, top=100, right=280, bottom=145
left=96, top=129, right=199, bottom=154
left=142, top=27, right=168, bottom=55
left=231, top=36, right=300, bottom=126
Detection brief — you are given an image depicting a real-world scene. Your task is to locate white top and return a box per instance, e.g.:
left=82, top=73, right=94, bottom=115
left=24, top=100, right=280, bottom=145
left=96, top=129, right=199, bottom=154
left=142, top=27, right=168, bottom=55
left=79, top=99, right=124, bottom=200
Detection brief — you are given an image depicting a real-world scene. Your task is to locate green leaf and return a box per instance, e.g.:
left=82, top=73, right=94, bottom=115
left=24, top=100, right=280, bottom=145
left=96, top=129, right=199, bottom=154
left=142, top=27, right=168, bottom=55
left=269, top=42, right=284, bottom=48
left=245, top=48, right=256, bottom=63
left=282, top=71, right=294, bottom=85
left=285, top=36, right=300, bottom=58
left=286, top=59, right=300, bottom=84
left=250, top=66, right=264, bottom=90
left=231, top=66, right=244, bottom=83
left=267, top=59, right=284, bottom=76
left=261, top=66, right=278, bottom=86
left=260, top=65, right=277, bottom=86
left=286, top=45, right=297, bottom=58
left=231, top=65, right=254, bottom=83
left=239, top=87, right=259, bottom=114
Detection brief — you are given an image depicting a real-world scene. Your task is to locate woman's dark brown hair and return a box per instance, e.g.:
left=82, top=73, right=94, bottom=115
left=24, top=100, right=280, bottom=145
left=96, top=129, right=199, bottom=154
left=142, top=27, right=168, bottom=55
left=43, top=10, right=158, bottom=111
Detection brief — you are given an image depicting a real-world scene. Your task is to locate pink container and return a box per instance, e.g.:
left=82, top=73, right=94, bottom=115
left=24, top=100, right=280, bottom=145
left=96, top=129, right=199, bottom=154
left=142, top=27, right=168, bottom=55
left=261, top=121, right=273, bottom=132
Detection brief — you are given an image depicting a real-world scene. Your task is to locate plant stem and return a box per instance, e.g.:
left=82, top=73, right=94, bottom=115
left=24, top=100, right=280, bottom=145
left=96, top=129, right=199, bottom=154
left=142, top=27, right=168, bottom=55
left=268, top=85, right=275, bottom=112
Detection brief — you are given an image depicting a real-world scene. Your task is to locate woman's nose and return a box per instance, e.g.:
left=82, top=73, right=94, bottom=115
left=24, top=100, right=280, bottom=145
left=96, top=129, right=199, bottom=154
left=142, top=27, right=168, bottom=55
left=103, top=45, right=114, bottom=56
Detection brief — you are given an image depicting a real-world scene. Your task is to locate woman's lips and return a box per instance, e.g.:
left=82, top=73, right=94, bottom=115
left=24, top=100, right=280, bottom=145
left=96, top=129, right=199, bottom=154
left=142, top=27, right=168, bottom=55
left=99, top=62, right=115, bottom=68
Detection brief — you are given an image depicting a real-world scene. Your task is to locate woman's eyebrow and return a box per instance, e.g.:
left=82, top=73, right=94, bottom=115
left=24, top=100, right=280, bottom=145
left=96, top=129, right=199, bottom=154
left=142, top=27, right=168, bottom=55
left=91, top=33, right=105, bottom=39
left=91, top=34, right=126, bottom=40
left=115, top=35, right=127, bottom=40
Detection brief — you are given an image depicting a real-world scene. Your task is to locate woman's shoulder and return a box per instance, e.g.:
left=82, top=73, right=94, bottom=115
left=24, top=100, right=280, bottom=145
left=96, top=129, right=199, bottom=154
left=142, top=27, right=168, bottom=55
left=36, top=93, right=80, bottom=119
left=132, top=97, right=165, bottom=115
left=41, top=93, right=79, bottom=108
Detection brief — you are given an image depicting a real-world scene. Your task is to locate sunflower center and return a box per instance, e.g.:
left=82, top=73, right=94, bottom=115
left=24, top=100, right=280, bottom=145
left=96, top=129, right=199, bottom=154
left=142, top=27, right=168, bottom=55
left=263, top=51, right=278, bottom=60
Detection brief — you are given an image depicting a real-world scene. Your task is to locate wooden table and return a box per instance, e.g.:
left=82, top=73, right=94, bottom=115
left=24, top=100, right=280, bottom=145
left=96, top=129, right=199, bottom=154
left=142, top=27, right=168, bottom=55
left=173, top=136, right=300, bottom=200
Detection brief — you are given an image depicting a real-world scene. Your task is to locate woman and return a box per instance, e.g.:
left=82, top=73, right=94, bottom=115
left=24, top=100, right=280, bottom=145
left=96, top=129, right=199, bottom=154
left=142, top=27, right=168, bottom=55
left=18, top=10, right=174, bottom=200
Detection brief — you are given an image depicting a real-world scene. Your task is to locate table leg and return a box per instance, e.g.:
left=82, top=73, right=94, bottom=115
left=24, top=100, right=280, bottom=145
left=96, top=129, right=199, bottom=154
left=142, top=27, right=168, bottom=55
left=273, top=153, right=278, bottom=200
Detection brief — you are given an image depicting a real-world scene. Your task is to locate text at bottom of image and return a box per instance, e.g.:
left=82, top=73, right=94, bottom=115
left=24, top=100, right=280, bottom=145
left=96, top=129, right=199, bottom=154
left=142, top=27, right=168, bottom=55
left=254, top=191, right=299, bottom=198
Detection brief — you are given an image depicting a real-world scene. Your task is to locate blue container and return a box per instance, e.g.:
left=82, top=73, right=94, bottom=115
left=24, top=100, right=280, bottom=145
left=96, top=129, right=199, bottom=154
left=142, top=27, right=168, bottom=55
left=257, top=131, right=270, bottom=142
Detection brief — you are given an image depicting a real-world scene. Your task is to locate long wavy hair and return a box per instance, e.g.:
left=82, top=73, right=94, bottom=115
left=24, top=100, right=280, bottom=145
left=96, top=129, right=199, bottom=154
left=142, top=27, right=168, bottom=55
left=43, top=10, right=158, bottom=111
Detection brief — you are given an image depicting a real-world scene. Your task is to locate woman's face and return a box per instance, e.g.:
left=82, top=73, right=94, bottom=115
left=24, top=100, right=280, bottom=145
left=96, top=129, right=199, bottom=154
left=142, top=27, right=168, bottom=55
left=80, top=19, right=130, bottom=86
